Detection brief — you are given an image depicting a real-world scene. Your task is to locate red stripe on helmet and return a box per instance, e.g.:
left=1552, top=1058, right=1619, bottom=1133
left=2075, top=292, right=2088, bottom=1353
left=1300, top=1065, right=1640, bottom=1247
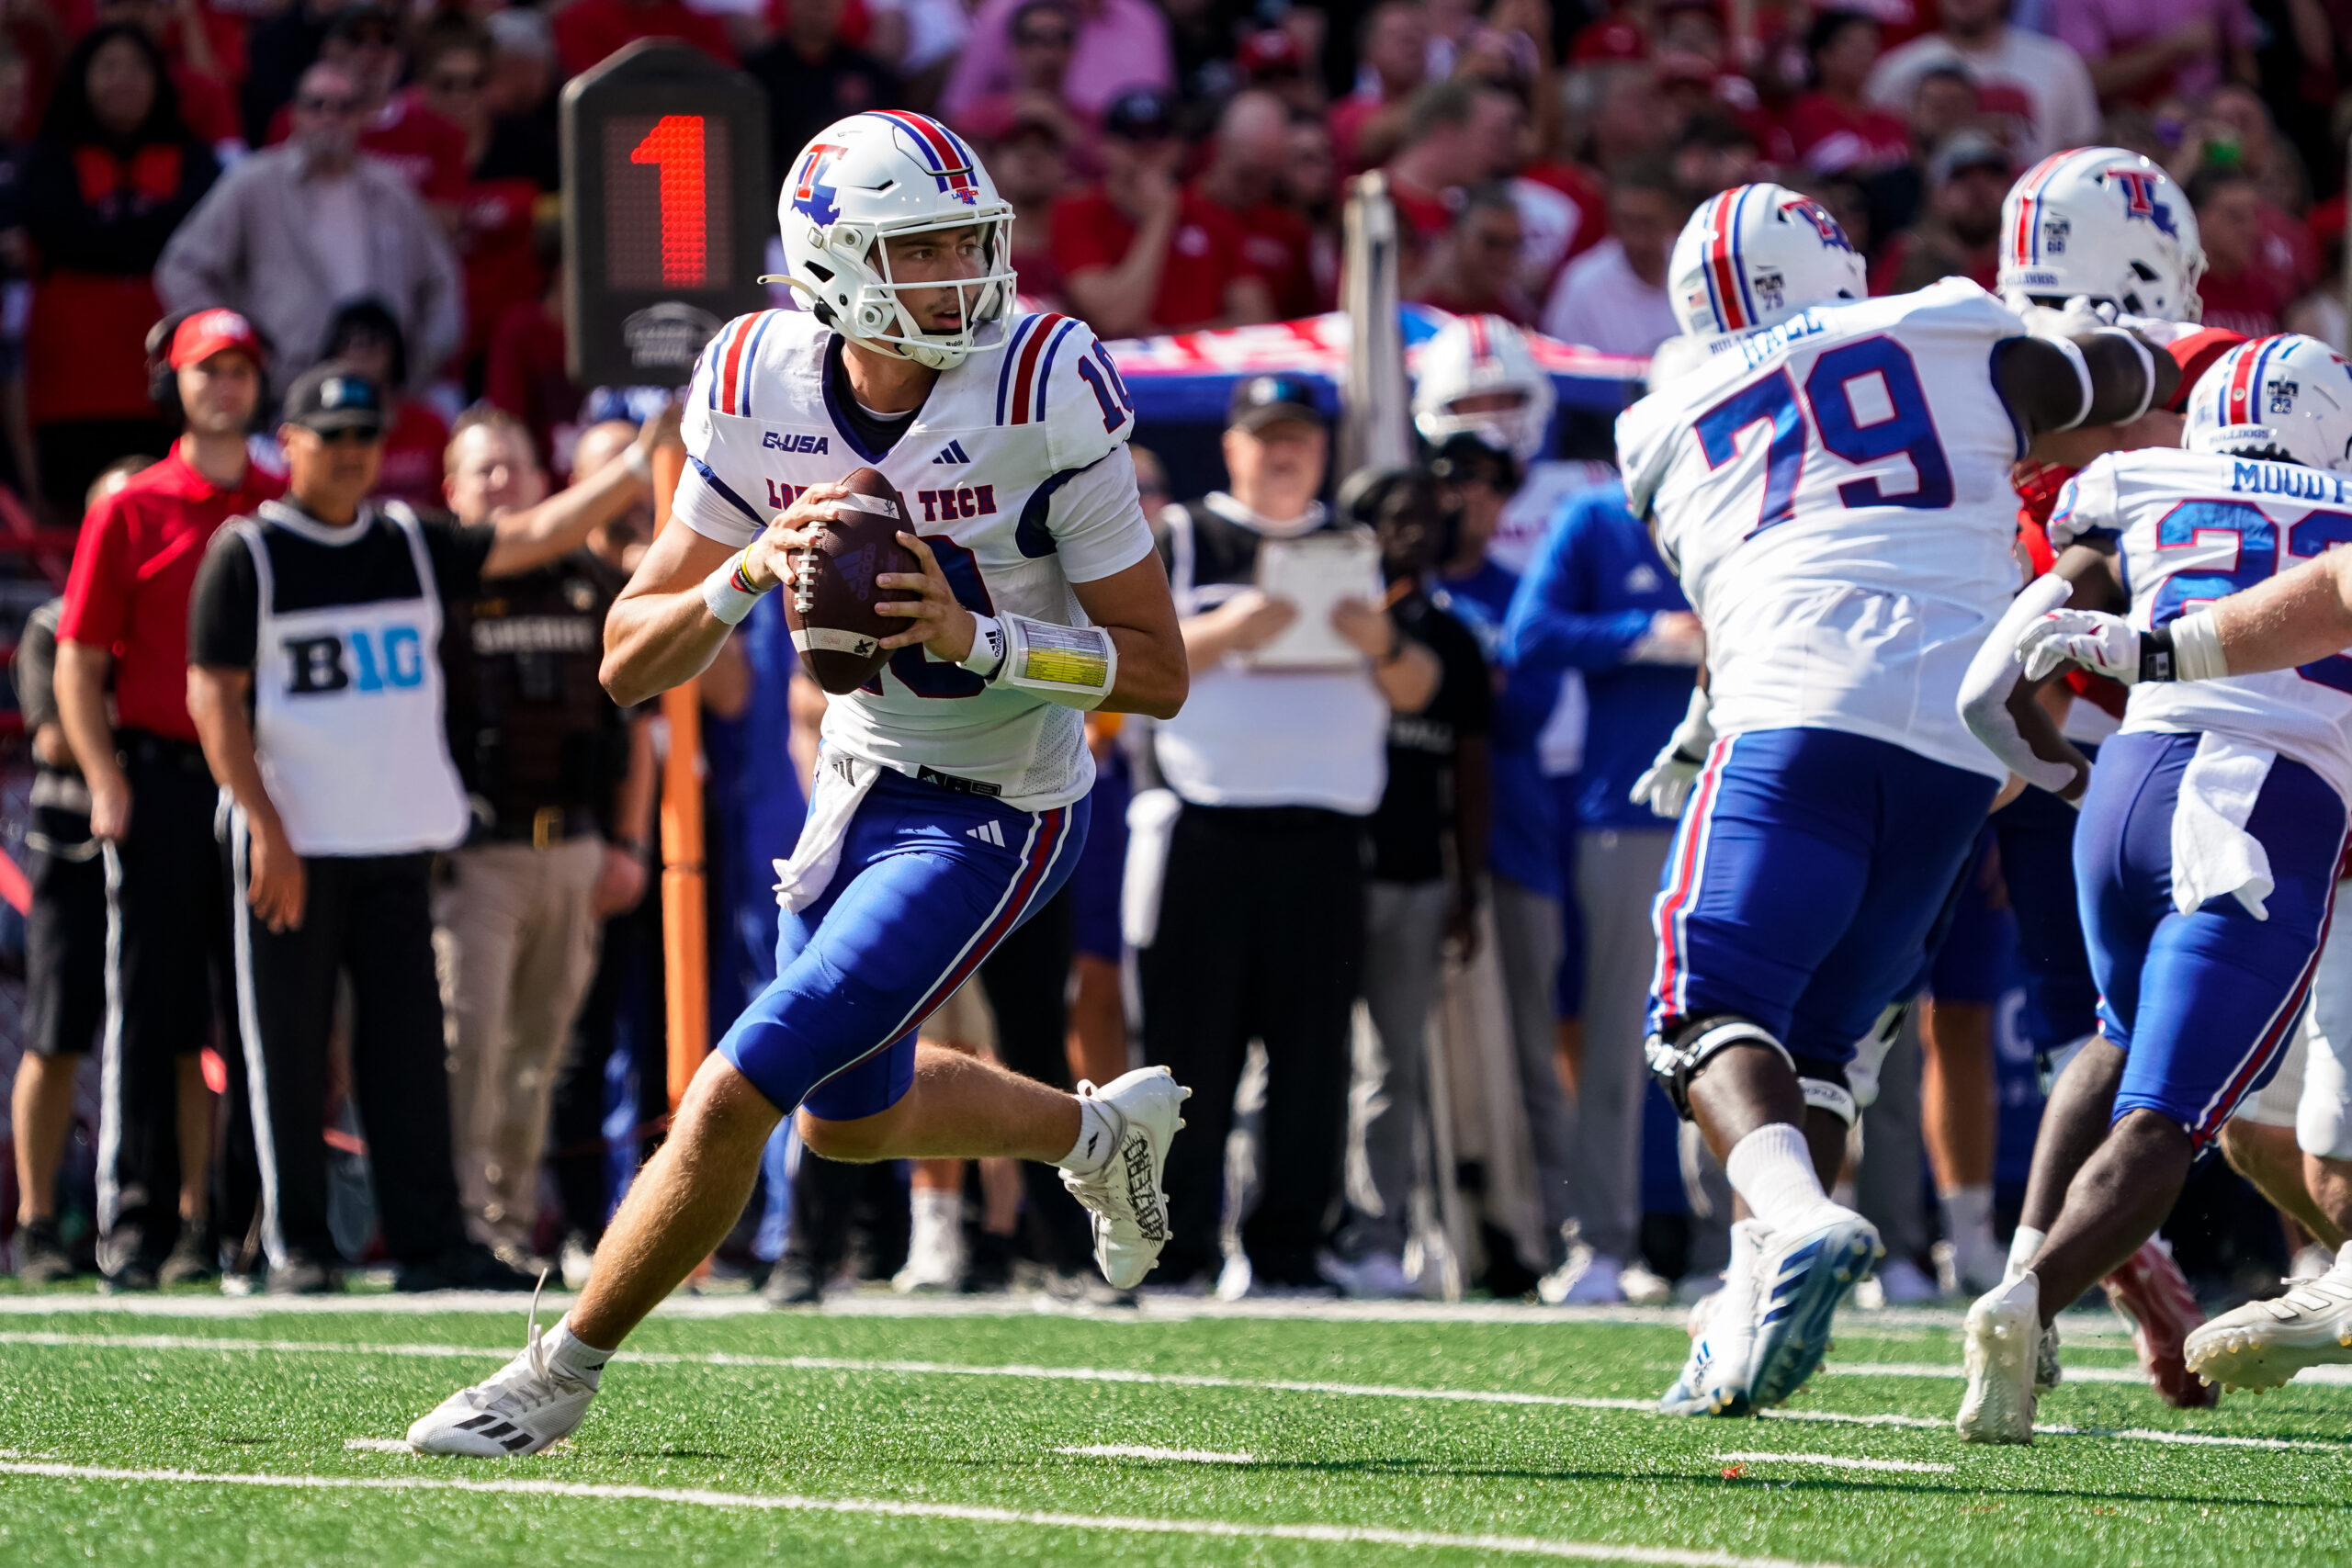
left=1705, top=192, right=1746, bottom=331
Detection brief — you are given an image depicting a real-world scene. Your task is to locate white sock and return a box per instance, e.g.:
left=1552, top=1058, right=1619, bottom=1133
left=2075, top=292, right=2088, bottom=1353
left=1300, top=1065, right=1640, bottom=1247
left=1940, top=1185, right=1996, bottom=1253
left=2005, top=1224, right=2046, bottom=1280
left=909, top=1186, right=960, bottom=1235
left=1723, top=1123, right=1841, bottom=1235
left=545, top=1318, right=611, bottom=1387
left=1058, top=1097, right=1118, bottom=1177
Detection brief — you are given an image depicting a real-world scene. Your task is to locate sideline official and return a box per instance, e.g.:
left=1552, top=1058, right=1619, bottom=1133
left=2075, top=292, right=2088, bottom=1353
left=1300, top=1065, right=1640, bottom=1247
left=1141, top=377, right=1441, bottom=1292
left=436, top=407, right=668, bottom=1262
left=184, top=364, right=654, bottom=1292
left=56, top=309, right=280, bottom=1289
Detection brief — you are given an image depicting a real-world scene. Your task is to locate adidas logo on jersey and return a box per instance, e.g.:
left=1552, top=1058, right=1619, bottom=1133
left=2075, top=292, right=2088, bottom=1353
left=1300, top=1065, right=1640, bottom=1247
left=933, top=440, right=972, bottom=465
left=966, top=819, right=1006, bottom=847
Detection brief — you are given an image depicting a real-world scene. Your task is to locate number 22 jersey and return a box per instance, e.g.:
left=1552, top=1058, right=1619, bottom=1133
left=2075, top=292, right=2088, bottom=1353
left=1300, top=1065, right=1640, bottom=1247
left=2051, top=447, right=2352, bottom=804
left=673, top=308, right=1157, bottom=810
left=1617, top=277, right=2032, bottom=781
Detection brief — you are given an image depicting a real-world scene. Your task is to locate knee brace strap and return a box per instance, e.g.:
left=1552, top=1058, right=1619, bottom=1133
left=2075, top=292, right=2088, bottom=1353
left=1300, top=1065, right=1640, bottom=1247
left=1801, top=1077, right=1859, bottom=1127
left=1645, top=1014, right=1792, bottom=1120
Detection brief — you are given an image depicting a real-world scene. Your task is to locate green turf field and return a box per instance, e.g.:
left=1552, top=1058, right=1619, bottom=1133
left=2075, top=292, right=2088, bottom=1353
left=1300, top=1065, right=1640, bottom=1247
left=0, top=1288, right=2346, bottom=1567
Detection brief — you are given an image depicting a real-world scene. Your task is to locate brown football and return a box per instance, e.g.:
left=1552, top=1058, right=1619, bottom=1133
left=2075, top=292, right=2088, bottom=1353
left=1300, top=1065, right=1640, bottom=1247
left=783, top=467, right=918, bottom=695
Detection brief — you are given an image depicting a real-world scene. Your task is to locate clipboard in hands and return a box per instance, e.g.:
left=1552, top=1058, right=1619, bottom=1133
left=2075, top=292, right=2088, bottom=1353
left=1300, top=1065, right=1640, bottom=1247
left=1245, top=530, right=1385, bottom=670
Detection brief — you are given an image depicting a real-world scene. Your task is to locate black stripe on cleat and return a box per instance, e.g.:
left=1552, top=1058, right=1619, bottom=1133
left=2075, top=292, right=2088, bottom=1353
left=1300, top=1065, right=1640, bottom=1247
left=457, top=1415, right=497, bottom=1432
left=501, top=1432, right=535, bottom=1452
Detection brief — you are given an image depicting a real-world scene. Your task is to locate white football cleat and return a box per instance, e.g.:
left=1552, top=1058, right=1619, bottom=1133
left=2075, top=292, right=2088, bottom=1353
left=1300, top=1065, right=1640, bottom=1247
left=2186, top=1241, right=2352, bottom=1393
left=1659, top=1220, right=1770, bottom=1416
left=408, top=1308, right=604, bottom=1458
left=1744, top=1207, right=1883, bottom=1411
left=893, top=1187, right=965, bottom=1293
left=1957, top=1271, right=2040, bottom=1444
left=1061, top=1066, right=1190, bottom=1290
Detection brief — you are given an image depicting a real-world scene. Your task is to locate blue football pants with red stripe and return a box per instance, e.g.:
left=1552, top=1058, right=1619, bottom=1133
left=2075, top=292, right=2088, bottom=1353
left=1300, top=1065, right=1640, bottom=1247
left=1649, top=728, right=1999, bottom=1080
left=2076, top=730, right=2346, bottom=1148
left=717, top=767, right=1087, bottom=1122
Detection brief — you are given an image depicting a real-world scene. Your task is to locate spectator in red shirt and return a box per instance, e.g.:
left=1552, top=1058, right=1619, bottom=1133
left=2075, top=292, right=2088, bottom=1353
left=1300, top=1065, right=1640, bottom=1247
left=263, top=6, right=469, bottom=231
left=981, top=103, right=1073, bottom=311
left=1384, top=80, right=1508, bottom=288
left=414, top=22, right=558, bottom=383
left=1279, top=109, right=1340, bottom=310
left=20, top=22, right=218, bottom=517
left=1329, top=1, right=1428, bottom=176
left=552, top=0, right=738, bottom=78
left=1049, top=86, right=1272, bottom=338
left=320, top=299, right=449, bottom=512
left=1869, top=130, right=2011, bottom=296
left=2191, top=164, right=2296, bottom=337
left=1412, top=182, right=1536, bottom=325
left=55, top=307, right=282, bottom=1292
left=1784, top=8, right=1912, bottom=178
left=1193, top=89, right=1322, bottom=321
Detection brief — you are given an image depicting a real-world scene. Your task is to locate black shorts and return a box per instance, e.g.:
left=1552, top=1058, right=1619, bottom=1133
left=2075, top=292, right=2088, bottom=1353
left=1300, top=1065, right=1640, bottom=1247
left=24, top=800, right=106, bottom=1058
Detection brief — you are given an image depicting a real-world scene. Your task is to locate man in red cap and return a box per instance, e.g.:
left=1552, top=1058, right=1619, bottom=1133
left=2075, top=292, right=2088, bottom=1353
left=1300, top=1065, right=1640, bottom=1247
left=53, top=306, right=281, bottom=1292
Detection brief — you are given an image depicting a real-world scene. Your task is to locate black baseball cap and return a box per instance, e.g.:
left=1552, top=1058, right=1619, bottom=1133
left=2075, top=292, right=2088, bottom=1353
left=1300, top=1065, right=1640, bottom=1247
left=281, top=360, right=386, bottom=436
left=1227, top=374, right=1323, bottom=434
left=1102, top=85, right=1175, bottom=141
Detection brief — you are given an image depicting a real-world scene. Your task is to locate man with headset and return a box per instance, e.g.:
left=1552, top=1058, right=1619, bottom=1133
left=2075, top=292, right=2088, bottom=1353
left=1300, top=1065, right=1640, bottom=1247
left=54, top=309, right=280, bottom=1290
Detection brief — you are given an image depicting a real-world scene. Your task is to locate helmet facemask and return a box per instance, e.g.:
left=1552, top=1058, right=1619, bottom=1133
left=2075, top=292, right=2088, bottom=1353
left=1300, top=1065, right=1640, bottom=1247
left=792, top=208, right=1019, bottom=371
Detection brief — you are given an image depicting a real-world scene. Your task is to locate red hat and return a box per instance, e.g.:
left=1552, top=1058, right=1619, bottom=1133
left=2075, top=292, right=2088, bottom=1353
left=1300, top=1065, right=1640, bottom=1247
left=1238, top=28, right=1305, bottom=77
left=169, top=308, right=265, bottom=370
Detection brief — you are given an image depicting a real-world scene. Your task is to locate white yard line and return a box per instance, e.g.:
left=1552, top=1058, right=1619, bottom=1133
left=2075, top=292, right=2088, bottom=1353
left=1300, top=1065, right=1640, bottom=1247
left=0, top=1460, right=1860, bottom=1568
left=1054, top=1444, right=1257, bottom=1463
left=1717, top=1452, right=1956, bottom=1474
left=6, top=1330, right=2342, bottom=1452
left=1830, top=1360, right=2352, bottom=1388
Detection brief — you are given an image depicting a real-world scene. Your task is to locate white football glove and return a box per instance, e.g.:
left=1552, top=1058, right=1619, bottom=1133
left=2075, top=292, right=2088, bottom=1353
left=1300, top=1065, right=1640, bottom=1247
left=2016, top=608, right=2142, bottom=683
left=1630, top=684, right=1714, bottom=819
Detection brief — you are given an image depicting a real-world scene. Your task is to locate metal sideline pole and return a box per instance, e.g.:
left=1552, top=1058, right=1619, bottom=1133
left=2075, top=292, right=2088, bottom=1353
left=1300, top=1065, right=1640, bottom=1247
left=651, top=444, right=710, bottom=1112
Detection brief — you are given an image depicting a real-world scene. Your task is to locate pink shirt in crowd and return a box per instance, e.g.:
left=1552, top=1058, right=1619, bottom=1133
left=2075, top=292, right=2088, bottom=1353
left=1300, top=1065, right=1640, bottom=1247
left=941, top=0, right=1173, bottom=123
left=2052, top=0, right=2254, bottom=104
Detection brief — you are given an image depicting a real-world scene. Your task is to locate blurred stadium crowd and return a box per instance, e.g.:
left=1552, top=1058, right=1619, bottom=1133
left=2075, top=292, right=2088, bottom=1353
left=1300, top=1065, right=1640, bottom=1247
left=0, top=0, right=2347, bottom=1307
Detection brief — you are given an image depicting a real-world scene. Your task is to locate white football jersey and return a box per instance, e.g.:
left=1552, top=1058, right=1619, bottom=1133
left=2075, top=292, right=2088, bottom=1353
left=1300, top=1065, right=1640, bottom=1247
left=1617, top=278, right=2030, bottom=780
left=675, top=308, right=1154, bottom=809
left=2051, top=447, right=2352, bottom=803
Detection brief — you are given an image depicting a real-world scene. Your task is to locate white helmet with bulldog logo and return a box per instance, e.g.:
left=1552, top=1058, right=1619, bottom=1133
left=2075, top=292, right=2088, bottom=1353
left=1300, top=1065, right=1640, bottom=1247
left=2187, top=333, right=2352, bottom=473
left=1997, top=146, right=2205, bottom=322
left=1667, top=182, right=1868, bottom=338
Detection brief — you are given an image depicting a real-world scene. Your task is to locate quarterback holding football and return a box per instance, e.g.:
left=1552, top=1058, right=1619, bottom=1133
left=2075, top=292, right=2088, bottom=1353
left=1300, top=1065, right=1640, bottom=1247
left=409, top=110, right=1192, bottom=1457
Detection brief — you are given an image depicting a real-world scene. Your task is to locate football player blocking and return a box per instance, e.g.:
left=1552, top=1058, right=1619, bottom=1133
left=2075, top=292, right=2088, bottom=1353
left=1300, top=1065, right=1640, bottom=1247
left=1620, top=177, right=2172, bottom=1423
left=410, top=112, right=1191, bottom=1457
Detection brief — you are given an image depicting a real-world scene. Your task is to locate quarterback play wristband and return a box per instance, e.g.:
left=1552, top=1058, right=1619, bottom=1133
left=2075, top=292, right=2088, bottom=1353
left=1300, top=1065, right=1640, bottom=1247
left=996, top=614, right=1116, bottom=709
left=702, top=547, right=768, bottom=626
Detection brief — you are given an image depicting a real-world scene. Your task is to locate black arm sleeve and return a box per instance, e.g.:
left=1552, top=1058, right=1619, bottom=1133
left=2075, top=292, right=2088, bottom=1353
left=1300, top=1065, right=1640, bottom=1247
left=188, top=529, right=261, bottom=669
left=14, top=600, right=61, bottom=730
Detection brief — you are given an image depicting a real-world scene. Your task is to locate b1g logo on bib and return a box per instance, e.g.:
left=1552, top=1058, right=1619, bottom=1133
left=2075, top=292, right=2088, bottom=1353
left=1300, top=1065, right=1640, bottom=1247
left=282, top=626, right=427, bottom=695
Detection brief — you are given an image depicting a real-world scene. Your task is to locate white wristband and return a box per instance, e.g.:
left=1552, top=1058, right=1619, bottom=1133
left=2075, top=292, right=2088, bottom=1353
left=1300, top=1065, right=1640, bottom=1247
left=2047, top=335, right=2095, bottom=431
left=2169, top=608, right=2229, bottom=682
left=2094, top=327, right=2158, bottom=425
left=960, top=614, right=1006, bottom=678
left=702, top=547, right=767, bottom=626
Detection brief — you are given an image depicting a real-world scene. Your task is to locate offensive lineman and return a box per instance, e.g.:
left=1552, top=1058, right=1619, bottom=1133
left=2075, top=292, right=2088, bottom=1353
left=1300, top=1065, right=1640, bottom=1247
left=1958, top=334, right=2352, bottom=1439
left=1619, top=184, right=2174, bottom=1418
left=408, top=111, right=1191, bottom=1456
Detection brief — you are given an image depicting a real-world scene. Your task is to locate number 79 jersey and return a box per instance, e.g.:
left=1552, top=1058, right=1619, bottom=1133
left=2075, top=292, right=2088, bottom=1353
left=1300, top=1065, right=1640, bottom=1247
left=2052, top=447, right=2352, bottom=804
left=673, top=308, right=1156, bottom=810
left=1617, top=278, right=2031, bottom=781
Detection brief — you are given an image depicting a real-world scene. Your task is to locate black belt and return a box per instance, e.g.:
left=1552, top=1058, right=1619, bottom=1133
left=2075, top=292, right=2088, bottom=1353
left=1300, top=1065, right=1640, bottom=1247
left=119, top=730, right=209, bottom=773
left=475, top=806, right=603, bottom=850
left=915, top=764, right=1004, bottom=798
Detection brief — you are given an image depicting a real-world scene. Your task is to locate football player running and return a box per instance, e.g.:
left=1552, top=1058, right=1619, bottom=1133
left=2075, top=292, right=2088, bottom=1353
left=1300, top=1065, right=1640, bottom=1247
left=1990, top=148, right=2238, bottom=1407
left=409, top=112, right=1191, bottom=1457
left=1959, top=334, right=2352, bottom=1439
left=1621, top=183, right=2173, bottom=1419
left=2007, top=336, right=2352, bottom=1402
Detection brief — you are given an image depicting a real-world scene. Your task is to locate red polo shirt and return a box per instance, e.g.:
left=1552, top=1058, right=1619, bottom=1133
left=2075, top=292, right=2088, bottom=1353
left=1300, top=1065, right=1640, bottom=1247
left=1050, top=187, right=1252, bottom=335
left=58, top=448, right=285, bottom=742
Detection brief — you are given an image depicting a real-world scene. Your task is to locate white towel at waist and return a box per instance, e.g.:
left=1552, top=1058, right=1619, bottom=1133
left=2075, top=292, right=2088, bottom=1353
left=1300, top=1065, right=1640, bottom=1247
left=774, top=752, right=880, bottom=912
left=2172, top=733, right=2276, bottom=919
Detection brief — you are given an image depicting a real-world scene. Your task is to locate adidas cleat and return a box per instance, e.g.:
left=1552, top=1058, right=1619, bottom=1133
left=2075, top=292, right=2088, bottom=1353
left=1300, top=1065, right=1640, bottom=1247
left=1744, top=1209, right=1883, bottom=1411
left=409, top=1288, right=604, bottom=1457
left=2186, top=1241, right=2352, bottom=1393
left=1061, top=1066, right=1190, bottom=1290
left=1957, top=1271, right=2040, bottom=1444
left=2103, top=1235, right=2216, bottom=1408
left=1659, top=1220, right=1769, bottom=1416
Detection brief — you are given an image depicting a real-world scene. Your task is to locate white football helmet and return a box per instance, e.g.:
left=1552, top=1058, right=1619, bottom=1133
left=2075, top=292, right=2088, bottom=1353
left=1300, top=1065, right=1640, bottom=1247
left=2186, top=333, right=2352, bottom=473
left=1668, top=183, right=1867, bottom=338
left=1412, top=313, right=1557, bottom=465
left=775, top=111, right=1016, bottom=370
left=1998, top=146, right=2205, bottom=323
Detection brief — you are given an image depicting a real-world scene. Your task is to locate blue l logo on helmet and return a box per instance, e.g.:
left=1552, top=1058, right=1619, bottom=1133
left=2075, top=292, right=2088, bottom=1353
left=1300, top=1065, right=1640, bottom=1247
left=792, top=143, right=846, bottom=227
left=2106, top=169, right=2179, bottom=238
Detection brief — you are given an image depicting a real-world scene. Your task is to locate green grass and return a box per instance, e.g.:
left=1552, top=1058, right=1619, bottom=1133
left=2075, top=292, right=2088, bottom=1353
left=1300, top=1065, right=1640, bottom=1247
left=0, top=1292, right=2346, bottom=1567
